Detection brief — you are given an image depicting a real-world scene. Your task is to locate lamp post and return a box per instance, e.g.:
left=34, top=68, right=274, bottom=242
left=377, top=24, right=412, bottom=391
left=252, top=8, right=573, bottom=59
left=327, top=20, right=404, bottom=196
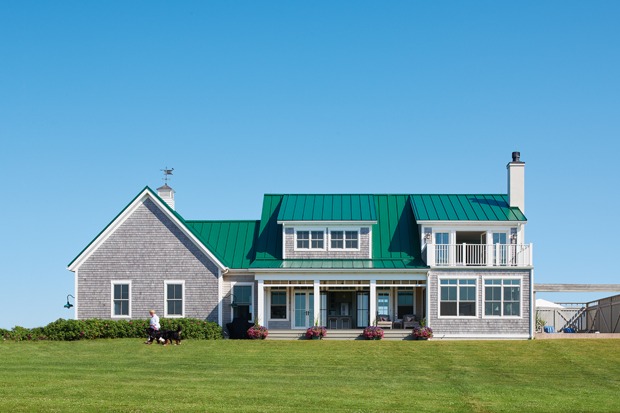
left=64, top=294, right=75, bottom=309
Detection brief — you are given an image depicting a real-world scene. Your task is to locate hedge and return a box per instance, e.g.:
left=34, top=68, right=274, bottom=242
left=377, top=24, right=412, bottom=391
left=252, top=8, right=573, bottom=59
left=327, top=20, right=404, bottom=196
left=1, top=318, right=223, bottom=341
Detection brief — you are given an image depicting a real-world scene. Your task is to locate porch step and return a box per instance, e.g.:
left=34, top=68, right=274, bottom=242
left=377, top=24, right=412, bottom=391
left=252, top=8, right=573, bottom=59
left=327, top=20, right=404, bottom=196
left=267, top=329, right=416, bottom=341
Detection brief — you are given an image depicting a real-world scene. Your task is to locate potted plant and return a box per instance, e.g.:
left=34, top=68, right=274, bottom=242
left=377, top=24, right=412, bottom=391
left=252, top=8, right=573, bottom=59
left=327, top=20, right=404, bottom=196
left=305, top=325, right=327, bottom=340
left=247, top=320, right=269, bottom=340
left=363, top=326, right=384, bottom=340
left=412, top=326, right=433, bottom=340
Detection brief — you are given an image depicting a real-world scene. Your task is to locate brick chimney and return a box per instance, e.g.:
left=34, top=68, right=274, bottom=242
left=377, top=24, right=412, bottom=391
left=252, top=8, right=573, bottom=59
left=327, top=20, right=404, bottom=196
left=507, top=151, right=525, bottom=213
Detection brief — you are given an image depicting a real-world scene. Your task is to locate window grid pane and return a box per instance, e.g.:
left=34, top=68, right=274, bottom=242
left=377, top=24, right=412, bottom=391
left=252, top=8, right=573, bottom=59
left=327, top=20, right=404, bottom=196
left=113, top=284, right=129, bottom=316
left=167, top=283, right=183, bottom=316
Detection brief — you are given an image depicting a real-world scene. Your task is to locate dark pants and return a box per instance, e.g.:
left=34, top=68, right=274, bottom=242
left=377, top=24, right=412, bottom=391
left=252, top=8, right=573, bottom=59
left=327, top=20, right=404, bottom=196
left=146, top=327, right=159, bottom=342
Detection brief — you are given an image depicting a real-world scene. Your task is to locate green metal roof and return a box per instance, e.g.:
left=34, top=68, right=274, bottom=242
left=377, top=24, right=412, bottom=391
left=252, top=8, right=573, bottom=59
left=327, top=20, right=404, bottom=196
left=372, top=195, right=425, bottom=264
left=254, top=195, right=284, bottom=261
left=277, top=194, right=377, bottom=222
left=251, top=193, right=427, bottom=269
left=185, top=220, right=260, bottom=269
left=250, top=259, right=426, bottom=270
left=410, top=194, right=527, bottom=221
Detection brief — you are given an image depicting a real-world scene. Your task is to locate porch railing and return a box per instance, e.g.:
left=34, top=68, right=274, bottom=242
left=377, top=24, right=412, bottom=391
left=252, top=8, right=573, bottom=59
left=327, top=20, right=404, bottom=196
left=425, top=243, right=533, bottom=267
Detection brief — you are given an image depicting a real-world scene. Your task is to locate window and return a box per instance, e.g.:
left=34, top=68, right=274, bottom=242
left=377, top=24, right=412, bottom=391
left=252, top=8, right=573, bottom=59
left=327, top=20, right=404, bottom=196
left=331, top=231, right=344, bottom=249
left=232, top=284, right=253, bottom=321
left=330, top=230, right=359, bottom=250
left=270, top=290, right=287, bottom=319
left=435, top=232, right=450, bottom=265
left=377, top=291, right=390, bottom=317
left=297, top=231, right=309, bottom=249
left=345, top=231, right=358, bottom=249
left=397, top=290, right=414, bottom=319
left=165, top=281, right=184, bottom=317
left=311, top=231, right=324, bottom=249
left=485, top=279, right=521, bottom=316
left=296, top=230, right=324, bottom=249
left=493, top=233, right=508, bottom=265
left=111, top=281, right=130, bottom=317
left=440, top=279, right=476, bottom=317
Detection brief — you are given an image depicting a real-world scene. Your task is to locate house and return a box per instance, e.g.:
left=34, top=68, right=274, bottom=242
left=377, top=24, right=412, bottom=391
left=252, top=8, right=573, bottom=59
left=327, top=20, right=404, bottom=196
left=68, top=152, right=533, bottom=339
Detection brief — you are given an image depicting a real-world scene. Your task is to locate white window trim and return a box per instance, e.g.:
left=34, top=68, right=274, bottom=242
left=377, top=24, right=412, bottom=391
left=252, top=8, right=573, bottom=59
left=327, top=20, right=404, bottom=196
left=294, top=228, right=326, bottom=251
left=437, top=276, right=479, bottom=319
left=164, top=280, right=185, bottom=318
left=231, top=282, right=255, bottom=323
left=110, top=280, right=132, bottom=318
left=328, top=228, right=361, bottom=251
left=482, top=277, right=522, bottom=319
left=267, top=288, right=289, bottom=322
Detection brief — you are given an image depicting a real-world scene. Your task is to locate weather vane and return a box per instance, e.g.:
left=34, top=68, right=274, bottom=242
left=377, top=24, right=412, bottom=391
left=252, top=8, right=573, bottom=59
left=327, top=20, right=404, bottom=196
left=161, top=167, right=174, bottom=184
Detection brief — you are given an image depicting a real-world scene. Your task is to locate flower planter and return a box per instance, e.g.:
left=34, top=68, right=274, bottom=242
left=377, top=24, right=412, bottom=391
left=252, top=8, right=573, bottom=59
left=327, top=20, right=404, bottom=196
left=311, top=336, right=321, bottom=340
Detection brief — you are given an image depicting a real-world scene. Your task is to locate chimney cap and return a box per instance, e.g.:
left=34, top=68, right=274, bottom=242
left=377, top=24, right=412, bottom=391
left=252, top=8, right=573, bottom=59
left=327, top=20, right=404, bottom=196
left=511, top=151, right=524, bottom=163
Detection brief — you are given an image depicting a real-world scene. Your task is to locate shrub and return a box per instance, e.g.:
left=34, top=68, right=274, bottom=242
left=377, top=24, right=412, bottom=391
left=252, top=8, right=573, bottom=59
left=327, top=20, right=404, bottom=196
left=412, top=326, right=433, bottom=339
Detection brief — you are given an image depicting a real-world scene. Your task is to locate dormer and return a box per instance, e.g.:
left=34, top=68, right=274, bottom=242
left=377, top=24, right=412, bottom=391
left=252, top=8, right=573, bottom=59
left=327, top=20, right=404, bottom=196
left=276, top=195, right=378, bottom=259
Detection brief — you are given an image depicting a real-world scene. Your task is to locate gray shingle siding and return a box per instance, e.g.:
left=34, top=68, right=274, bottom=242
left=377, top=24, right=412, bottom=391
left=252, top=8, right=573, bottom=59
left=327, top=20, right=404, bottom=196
left=428, top=269, right=531, bottom=337
left=77, top=198, right=220, bottom=322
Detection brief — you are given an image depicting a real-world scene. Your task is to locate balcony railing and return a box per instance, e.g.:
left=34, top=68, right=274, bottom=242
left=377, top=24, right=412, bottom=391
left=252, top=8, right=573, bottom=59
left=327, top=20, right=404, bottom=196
left=425, top=243, right=533, bottom=267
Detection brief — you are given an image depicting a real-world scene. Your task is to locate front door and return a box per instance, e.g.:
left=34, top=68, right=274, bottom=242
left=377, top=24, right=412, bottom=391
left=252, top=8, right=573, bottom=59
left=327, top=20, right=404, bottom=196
left=294, top=291, right=314, bottom=328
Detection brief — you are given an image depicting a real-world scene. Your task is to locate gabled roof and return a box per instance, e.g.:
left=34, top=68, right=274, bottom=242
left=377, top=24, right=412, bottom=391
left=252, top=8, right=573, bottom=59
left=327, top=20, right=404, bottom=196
left=185, top=220, right=259, bottom=269
left=277, top=194, right=377, bottom=222
left=410, top=194, right=527, bottom=222
left=68, top=187, right=228, bottom=271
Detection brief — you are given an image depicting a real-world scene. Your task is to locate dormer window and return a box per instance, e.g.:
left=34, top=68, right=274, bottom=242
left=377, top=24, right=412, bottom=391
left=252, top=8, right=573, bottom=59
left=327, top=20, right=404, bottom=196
left=311, top=231, right=324, bottom=249
left=296, top=230, right=325, bottom=250
left=330, top=230, right=359, bottom=250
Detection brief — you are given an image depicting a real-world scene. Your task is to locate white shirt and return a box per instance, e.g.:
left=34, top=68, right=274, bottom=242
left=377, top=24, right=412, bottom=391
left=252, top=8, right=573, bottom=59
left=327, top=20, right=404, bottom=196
left=150, top=314, right=160, bottom=330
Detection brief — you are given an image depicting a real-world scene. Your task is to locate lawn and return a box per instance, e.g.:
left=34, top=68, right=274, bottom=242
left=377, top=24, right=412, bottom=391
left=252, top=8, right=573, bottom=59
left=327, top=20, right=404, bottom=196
left=1, top=339, right=619, bottom=412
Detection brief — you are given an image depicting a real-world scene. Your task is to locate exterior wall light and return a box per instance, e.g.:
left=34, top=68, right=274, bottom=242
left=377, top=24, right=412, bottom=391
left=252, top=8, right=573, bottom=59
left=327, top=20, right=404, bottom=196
left=64, top=294, right=75, bottom=309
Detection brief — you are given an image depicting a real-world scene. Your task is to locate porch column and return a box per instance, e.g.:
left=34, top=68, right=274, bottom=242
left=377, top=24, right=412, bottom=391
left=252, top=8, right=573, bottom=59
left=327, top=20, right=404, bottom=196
left=486, top=230, right=493, bottom=266
left=257, top=280, right=265, bottom=326
left=313, top=279, right=320, bottom=326
left=370, top=279, right=377, bottom=326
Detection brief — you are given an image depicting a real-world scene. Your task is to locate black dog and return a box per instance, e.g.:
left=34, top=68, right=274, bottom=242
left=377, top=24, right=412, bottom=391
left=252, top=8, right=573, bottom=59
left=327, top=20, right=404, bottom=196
left=145, top=326, right=182, bottom=345
left=160, top=325, right=182, bottom=346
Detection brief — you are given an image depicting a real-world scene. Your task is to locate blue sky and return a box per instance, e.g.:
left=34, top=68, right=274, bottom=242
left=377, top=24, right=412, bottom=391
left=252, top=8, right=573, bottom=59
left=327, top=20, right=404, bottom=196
left=1, top=1, right=618, bottom=329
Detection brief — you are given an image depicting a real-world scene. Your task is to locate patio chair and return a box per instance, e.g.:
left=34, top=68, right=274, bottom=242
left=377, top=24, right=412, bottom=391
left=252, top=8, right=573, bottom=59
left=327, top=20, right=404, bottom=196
left=402, top=314, right=420, bottom=329
left=376, top=315, right=393, bottom=329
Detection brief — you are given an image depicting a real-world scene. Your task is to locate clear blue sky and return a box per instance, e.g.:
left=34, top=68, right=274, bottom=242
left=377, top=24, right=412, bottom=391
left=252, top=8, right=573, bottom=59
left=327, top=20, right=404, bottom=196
left=1, top=1, right=618, bottom=329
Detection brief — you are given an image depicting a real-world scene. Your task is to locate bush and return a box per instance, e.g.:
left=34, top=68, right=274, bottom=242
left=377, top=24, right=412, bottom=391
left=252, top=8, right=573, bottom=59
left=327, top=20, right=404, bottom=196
left=1, top=318, right=223, bottom=341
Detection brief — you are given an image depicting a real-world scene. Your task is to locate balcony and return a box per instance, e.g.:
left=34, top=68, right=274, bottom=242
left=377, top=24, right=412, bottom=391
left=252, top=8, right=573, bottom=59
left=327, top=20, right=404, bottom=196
left=425, top=243, right=533, bottom=267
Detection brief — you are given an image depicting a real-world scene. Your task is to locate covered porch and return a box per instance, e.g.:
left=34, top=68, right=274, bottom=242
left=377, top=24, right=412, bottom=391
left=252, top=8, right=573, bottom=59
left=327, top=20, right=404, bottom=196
left=255, top=274, right=427, bottom=330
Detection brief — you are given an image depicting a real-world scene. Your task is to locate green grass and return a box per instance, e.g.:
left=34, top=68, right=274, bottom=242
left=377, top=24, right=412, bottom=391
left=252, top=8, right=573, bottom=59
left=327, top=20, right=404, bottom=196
left=1, top=339, right=619, bottom=412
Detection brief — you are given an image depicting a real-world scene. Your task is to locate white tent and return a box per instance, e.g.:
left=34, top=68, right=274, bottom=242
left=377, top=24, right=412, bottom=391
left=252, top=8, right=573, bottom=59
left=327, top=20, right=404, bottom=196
left=536, top=298, right=565, bottom=309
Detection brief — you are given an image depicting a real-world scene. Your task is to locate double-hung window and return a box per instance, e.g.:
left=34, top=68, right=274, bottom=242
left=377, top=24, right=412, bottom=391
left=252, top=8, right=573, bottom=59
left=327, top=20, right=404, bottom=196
left=111, top=281, right=131, bottom=317
left=165, top=281, right=184, bottom=317
left=330, top=230, right=359, bottom=250
left=484, top=279, right=521, bottom=316
left=345, top=231, right=358, bottom=249
left=439, top=279, right=476, bottom=317
left=311, top=231, right=324, bottom=249
left=296, top=230, right=324, bottom=249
